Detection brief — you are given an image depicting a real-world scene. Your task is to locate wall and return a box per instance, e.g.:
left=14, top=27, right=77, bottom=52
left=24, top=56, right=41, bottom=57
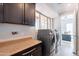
left=0, top=23, right=35, bottom=40
left=53, top=16, right=60, bottom=30
left=36, top=3, right=59, bottom=18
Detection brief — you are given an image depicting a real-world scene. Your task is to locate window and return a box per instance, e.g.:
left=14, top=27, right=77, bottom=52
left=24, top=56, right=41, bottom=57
left=35, top=12, right=40, bottom=29
left=50, top=18, right=53, bottom=29
left=35, top=11, right=54, bottom=30
left=40, top=15, right=45, bottom=29
left=40, top=15, right=47, bottom=29
left=44, top=17, right=47, bottom=29
left=47, top=18, right=51, bottom=29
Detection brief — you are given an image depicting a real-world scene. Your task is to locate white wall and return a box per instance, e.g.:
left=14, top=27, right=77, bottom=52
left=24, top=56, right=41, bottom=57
left=0, top=23, right=35, bottom=40
left=53, top=16, right=60, bottom=30
left=36, top=3, right=59, bottom=18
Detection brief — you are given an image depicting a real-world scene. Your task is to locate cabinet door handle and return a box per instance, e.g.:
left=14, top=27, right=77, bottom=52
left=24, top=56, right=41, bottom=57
left=22, top=48, right=36, bottom=55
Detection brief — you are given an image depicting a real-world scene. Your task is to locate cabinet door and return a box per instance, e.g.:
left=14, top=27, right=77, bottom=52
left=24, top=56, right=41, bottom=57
left=24, top=3, right=35, bottom=26
left=3, top=3, right=24, bottom=24
left=12, top=43, right=42, bottom=56
left=0, top=3, right=3, bottom=23
left=31, top=45, right=42, bottom=56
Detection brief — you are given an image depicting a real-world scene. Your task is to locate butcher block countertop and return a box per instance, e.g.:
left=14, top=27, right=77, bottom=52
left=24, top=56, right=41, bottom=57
left=0, top=36, right=42, bottom=56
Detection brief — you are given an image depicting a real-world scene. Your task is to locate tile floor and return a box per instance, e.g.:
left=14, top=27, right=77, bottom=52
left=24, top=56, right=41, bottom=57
left=54, top=40, right=76, bottom=56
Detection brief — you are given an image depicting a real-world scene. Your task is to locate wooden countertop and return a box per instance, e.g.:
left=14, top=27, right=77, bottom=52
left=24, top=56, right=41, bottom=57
left=0, top=37, right=41, bottom=56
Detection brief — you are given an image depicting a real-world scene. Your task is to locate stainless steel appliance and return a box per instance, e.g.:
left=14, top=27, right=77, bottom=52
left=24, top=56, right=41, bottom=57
left=37, top=29, right=57, bottom=56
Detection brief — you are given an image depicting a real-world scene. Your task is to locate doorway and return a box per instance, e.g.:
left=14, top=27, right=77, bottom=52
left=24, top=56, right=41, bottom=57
left=58, top=13, right=76, bottom=56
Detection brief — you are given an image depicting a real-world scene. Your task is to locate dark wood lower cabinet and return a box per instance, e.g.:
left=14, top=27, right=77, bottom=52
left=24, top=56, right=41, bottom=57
left=31, top=45, right=42, bottom=56
left=12, top=43, right=42, bottom=56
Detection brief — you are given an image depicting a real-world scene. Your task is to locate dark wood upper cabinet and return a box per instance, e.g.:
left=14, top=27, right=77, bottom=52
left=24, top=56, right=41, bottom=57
left=3, top=3, right=24, bottom=24
left=24, top=3, right=35, bottom=26
left=0, top=3, right=35, bottom=26
left=0, top=3, right=3, bottom=23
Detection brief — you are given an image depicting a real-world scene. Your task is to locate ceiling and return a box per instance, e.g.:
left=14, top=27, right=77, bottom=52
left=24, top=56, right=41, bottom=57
left=46, top=3, right=78, bottom=15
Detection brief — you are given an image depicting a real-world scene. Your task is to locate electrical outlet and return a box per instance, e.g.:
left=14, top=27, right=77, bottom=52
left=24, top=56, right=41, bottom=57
left=11, top=31, right=18, bottom=35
